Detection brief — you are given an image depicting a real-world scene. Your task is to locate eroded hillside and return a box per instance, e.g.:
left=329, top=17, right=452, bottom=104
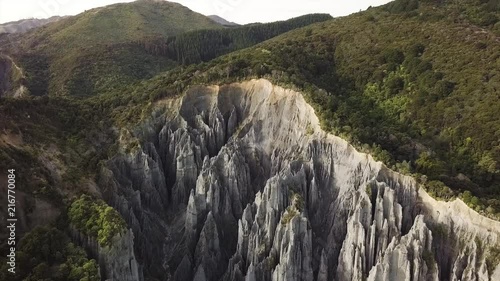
left=98, top=79, right=500, bottom=280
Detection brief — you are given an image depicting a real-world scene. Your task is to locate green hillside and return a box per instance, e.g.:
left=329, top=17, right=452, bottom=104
left=0, top=4, right=331, bottom=97
left=11, top=0, right=223, bottom=49
left=152, top=13, right=333, bottom=64
left=0, top=0, right=224, bottom=96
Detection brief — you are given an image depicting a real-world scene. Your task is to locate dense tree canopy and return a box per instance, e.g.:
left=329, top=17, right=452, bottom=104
left=0, top=227, right=99, bottom=281
left=68, top=195, right=127, bottom=247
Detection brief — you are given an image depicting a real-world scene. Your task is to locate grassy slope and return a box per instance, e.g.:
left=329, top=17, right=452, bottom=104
left=16, top=0, right=222, bottom=49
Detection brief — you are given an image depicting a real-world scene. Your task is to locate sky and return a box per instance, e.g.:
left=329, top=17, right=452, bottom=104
left=0, top=0, right=393, bottom=25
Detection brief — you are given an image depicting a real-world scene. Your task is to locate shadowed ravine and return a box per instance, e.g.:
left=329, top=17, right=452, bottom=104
left=97, top=79, right=500, bottom=281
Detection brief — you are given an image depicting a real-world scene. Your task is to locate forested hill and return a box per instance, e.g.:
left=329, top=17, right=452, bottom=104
left=134, top=14, right=333, bottom=65
left=0, top=0, right=224, bottom=97
left=0, top=4, right=330, bottom=97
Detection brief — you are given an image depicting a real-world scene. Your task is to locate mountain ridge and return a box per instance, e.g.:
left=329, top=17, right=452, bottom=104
left=0, top=16, right=64, bottom=34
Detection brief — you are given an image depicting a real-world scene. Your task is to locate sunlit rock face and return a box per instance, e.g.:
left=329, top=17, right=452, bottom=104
left=99, top=79, right=500, bottom=281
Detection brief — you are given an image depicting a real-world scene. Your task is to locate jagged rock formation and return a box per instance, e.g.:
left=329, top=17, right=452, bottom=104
left=71, top=226, right=141, bottom=281
left=98, top=79, right=500, bottom=281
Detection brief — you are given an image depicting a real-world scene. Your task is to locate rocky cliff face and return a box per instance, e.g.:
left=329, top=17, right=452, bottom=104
left=98, top=79, right=500, bottom=281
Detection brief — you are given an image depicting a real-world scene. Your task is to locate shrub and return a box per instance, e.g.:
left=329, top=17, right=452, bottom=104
left=493, top=22, right=500, bottom=36
left=460, top=191, right=483, bottom=211
left=281, top=206, right=299, bottom=225
left=386, top=75, right=405, bottom=95
left=416, top=152, right=446, bottom=178
left=408, top=43, right=425, bottom=57
left=476, top=13, right=498, bottom=26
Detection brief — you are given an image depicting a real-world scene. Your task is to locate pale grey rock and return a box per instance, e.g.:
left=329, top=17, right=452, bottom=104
left=195, top=212, right=223, bottom=280
left=367, top=216, right=437, bottom=281
left=272, top=213, right=314, bottom=281
left=193, top=265, right=208, bottom=281
left=71, top=227, right=140, bottom=281
left=100, top=229, right=141, bottom=281
left=98, top=79, right=500, bottom=281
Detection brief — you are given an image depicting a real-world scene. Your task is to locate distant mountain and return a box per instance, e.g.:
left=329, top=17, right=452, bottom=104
left=16, top=0, right=223, bottom=48
left=208, top=15, right=239, bottom=26
left=0, top=16, right=63, bottom=34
